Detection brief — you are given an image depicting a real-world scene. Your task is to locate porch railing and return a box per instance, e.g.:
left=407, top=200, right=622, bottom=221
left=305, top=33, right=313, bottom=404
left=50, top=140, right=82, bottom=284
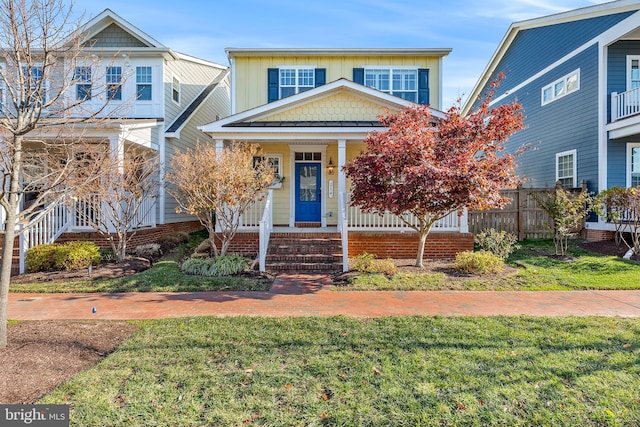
left=338, top=192, right=348, bottom=272
left=346, top=193, right=460, bottom=231
left=258, top=190, right=273, bottom=272
left=612, top=88, right=640, bottom=122
left=133, top=195, right=156, bottom=229
left=19, top=201, right=72, bottom=273
left=240, top=195, right=268, bottom=229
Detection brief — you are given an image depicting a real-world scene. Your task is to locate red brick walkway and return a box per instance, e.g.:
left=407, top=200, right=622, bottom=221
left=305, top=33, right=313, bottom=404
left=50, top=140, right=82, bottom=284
left=8, top=273, right=640, bottom=320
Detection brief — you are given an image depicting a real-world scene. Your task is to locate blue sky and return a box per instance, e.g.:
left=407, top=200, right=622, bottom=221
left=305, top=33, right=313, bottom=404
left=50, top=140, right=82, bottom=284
left=77, top=0, right=611, bottom=107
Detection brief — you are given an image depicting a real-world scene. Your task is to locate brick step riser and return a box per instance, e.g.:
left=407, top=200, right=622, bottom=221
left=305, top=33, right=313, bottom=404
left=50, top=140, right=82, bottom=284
left=266, top=255, right=342, bottom=263
left=270, top=234, right=341, bottom=239
left=268, top=246, right=341, bottom=255
left=268, top=239, right=342, bottom=246
left=267, top=263, right=343, bottom=271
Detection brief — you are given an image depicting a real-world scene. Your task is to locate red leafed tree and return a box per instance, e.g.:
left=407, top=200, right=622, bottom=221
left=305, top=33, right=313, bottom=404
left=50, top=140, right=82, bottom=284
left=345, top=74, right=525, bottom=267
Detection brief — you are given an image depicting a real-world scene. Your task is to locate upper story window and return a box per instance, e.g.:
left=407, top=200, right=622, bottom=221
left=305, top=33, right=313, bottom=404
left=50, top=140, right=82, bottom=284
left=74, top=66, right=92, bottom=101
left=267, top=68, right=325, bottom=103
left=172, top=76, right=180, bottom=104
left=279, top=67, right=315, bottom=99
left=541, top=69, right=579, bottom=106
left=23, top=65, right=46, bottom=105
left=365, top=67, right=417, bottom=102
left=556, top=149, right=577, bottom=188
left=627, top=56, right=640, bottom=90
left=629, top=143, right=640, bottom=187
left=106, top=66, right=122, bottom=101
left=136, top=66, right=152, bottom=101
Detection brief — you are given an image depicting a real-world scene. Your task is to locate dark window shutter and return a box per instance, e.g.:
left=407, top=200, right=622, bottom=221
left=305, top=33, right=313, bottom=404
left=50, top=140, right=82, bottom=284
left=315, top=68, right=326, bottom=87
left=268, top=68, right=279, bottom=103
left=353, top=68, right=364, bottom=85
left=418, top=68, right=430, bottom=105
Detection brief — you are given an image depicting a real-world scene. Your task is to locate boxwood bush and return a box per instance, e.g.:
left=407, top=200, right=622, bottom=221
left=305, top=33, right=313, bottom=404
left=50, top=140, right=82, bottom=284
left=26, top=241, right=102, bottom=272
left=181, top=254, right=248, bottom=277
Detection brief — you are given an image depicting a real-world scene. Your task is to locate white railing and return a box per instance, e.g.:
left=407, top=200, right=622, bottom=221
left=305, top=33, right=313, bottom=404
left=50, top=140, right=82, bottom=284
left=19, top=201, right=71, bottom=273
left=240, top=195, right=268, bottom=229
left=612, top=88, right=640, bottom=122
left=72, top=194, right=100, bottom=229
left=133, top=196, right=156, bottom=229
left=338, top=192, right=348, bottom=272
left=346, top=193, right=460, bottom=231
left=258, top=190, right=273, bottom=272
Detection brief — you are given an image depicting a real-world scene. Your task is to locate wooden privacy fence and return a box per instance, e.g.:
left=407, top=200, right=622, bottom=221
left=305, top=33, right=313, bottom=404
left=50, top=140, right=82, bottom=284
left=467, top=184, right=587, bottom=240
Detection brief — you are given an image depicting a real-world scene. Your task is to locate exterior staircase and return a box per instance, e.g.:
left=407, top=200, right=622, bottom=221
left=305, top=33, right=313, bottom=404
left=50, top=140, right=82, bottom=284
left=265, top=231, right=343, bottom=272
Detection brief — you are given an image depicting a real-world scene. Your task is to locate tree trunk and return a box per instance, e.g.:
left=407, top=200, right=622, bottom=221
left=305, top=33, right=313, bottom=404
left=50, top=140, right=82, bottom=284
left=415, top=232, right=428, bottom=268
left=0, top=135, right=23, bottom=348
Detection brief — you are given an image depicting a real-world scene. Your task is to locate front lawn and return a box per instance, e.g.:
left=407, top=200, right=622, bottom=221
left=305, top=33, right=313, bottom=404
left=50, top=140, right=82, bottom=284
left=40, top=316, right=640, bottom=426
left=339, top=239, right=640, bottom=291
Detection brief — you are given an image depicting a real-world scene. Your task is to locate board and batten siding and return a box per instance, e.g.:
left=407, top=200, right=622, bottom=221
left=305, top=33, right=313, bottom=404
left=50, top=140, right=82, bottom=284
left=233, top=55, right=442, bottom=113
left=496, top=45, right=600, bottom=192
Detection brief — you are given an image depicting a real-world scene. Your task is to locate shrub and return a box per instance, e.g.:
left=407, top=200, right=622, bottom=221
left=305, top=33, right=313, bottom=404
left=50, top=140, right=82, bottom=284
left=100, top=248, right=116, bottom=262
left=55, top=241, right=102, bottom=270
left=474, top=228, right=520, bottom=260
left=25, top=244, right=59, bottom=273
left=181, top=254, right=248, bottom=277
left=352, top=252, right=398, bottom=276
left=454, top=251, right=504, bottom=275
left=160, top=231, right=190, bottom=245
left=134, top=243, right=162, bottom=260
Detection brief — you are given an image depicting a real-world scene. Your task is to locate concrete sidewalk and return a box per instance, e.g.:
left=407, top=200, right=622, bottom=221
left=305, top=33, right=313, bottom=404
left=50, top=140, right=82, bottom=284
left=8, top=273, right=640, bottom=320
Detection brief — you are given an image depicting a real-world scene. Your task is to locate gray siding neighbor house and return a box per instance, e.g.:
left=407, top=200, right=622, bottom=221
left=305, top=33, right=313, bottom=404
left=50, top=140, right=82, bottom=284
left=463, top=0, right=640, bottom=236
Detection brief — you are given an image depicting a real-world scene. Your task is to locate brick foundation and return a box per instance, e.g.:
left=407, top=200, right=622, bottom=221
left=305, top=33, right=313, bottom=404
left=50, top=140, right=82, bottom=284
left=57, top=221, right=203, bottom=249
left=584, top=229, right=616, bottom=242
left=219, top=230, right=474, bottom=260
left=348, top=231, right=474, bottom=259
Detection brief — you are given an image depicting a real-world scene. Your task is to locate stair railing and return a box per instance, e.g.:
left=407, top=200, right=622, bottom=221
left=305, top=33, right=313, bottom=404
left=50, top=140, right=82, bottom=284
left=338, top=191, right=348, bottom=272
left=258, top=190, right=273, bottom=272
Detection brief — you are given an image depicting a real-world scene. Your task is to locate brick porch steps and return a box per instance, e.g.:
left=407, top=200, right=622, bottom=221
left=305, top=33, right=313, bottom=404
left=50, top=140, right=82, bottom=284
left=266, top=232, right=342, bottom=272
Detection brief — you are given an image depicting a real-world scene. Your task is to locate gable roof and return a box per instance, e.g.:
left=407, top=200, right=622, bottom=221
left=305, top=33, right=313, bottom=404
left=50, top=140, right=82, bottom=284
left=82, top=9, right=167, bottom=49
left=165, top=69, right=230, bottom=137
left=462, top=0, right=640, bottom=114
left=199, top=78, right=443, bottom=140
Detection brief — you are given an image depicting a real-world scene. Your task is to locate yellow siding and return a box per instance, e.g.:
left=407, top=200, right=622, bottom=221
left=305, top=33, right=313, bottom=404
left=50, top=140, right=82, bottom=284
left=234, top=55, right=442, bottom=113
left=260, top=92, right=389, bottom=122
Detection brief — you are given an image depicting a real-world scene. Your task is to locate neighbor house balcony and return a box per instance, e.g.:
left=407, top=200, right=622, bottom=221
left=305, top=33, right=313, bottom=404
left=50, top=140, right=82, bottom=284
left=611, top=88, right=640, bottom=122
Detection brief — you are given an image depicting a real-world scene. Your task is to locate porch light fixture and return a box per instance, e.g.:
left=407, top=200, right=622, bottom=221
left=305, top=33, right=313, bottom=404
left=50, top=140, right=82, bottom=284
left=327, top=157, right=335, bottom=175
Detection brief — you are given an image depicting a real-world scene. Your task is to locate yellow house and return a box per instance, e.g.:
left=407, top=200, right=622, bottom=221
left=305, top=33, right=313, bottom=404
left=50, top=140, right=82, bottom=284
left=200, top=48, right=473, bottom=272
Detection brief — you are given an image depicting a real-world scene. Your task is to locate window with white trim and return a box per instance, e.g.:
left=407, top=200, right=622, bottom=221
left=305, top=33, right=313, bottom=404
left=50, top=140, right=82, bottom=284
left=23, top=65, right=46, bottom=106
left=365, top=67, right=418, bottom=102
left=556, top=149, right=577, bottom=188
left=628, top=143, right=640, bottom=187
left=172, top=76, right=180, bottom=104
left=136, top=66, right=152, bottom=101
left=106, top=66, right=122, bottom=100
left=279, top=67, right=314, bottom=99
left=75, top=66, right=92, bottom=101
left=628, top=56, right=640, bottom=90
left=541, top=69, right=579, bottom=106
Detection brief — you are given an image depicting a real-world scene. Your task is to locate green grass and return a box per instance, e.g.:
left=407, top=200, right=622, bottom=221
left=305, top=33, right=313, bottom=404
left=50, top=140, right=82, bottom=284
left=40, top=316, right=640, bottom=426
left=10, top=231, right=272, bottom=293
left=343, top=239, right=640, bottom=291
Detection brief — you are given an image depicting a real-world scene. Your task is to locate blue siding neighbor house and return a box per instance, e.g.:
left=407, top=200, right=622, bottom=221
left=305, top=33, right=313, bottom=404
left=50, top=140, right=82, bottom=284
left=463, top=0, right=640, bottom=237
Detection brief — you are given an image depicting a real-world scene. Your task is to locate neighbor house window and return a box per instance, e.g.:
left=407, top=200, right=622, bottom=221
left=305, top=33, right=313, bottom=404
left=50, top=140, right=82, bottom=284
left=556, top=149, right=577, bottom=188
left=136, top=66, right=152, bottom=101
left=627, top=56, right=640, bottom=90
left=541, top=69, right=579, bottom=106
left=106, top=66, right=122, bottom=100
left=172, top=76, right=180, bottom=104
left=23, top=65, right=46, bottom=105
left=75, top=66, right=92, bottom=101
left=279, top=67, right=314, bottom=99
left=628, top=143, right=640, bottom=187
left=365, top=67, right=418, bottom=102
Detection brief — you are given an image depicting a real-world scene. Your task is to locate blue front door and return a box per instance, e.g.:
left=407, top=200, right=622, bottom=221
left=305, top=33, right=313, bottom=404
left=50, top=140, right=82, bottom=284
left=295, top=163, right=321, bottom=222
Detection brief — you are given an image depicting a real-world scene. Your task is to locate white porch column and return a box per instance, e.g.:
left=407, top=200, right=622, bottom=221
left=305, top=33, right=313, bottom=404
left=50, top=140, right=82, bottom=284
left=459, top=208, right=469, bottom=233
left=338, top=140, right=346, bottom=197
left=158, top=129, right=166, bottom=225
left=109, top=135, right=125, bottom=233
left=215, top=140, right=224, bottom=232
